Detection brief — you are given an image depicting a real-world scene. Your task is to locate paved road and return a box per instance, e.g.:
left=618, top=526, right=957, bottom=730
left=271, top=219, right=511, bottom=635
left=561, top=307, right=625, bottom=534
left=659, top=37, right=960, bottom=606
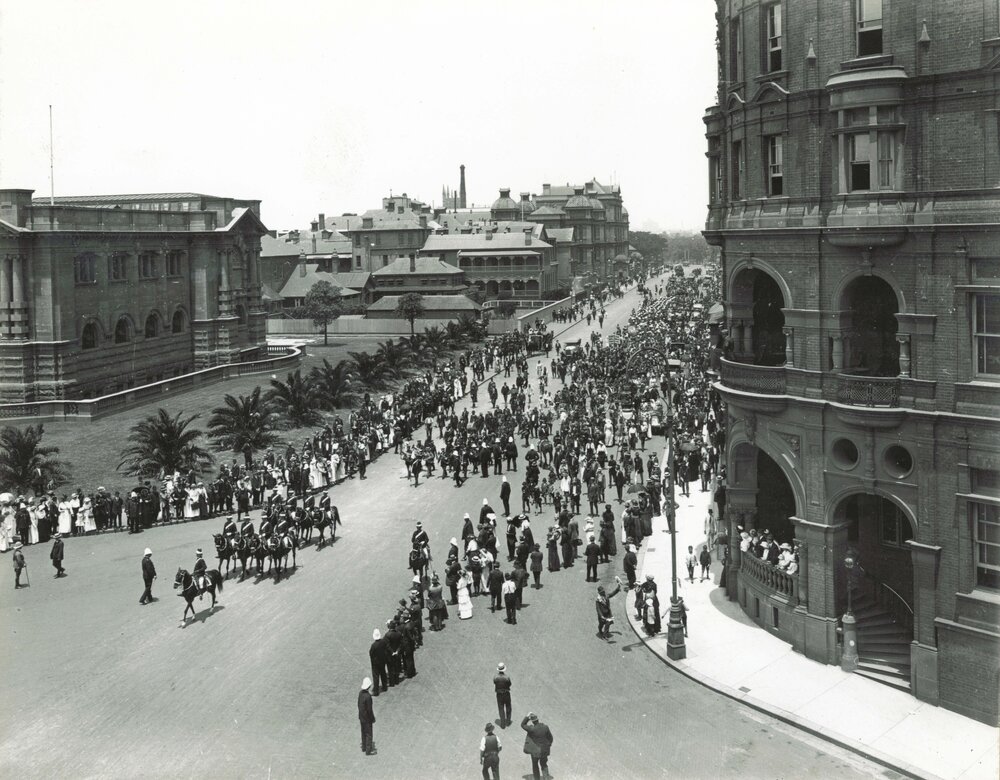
left=0, top=279, right=891, bottom=779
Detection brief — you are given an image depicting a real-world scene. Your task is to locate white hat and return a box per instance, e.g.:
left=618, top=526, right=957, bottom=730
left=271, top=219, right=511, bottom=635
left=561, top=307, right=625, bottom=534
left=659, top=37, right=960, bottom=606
left=497, top=663, right=506, bottom=672
left=483, top=498, right=488, bottom=505
left=144, top=548, right=152, bottom=556
left=372, top=629, right=381, bottom=640
left=362, top=677, right=372, bottom=690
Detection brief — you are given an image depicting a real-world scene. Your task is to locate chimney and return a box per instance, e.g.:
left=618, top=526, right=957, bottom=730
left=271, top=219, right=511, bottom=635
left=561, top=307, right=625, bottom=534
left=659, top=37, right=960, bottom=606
left=499, top=188, right=511, bottom=199
left=409, top=254, right=416, bottom=273
left=299, top=262, right=306, bottom=277
left=542, top=183, right=551, bottom=195
left=419, top=215, right=427, bottom=229
left=573, top=187, right=585, bottom=195
left=524, top=228, right=533, bottom=246
left=0, top=189, right=35, bottom=228
left=312, top=235, right=317, bottom=253
left=485, top=229, right=493, bottom=241
left=459, top=164, right=467, bottom=209
left=318, top=213, right=326, bottom=230
left=310, top=220, right=319, bottom=232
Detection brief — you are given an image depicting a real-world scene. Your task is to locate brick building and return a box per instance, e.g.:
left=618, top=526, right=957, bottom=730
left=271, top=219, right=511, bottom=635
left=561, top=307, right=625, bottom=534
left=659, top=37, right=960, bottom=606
left=342, top=194, right=435, bottom=273
left=0, top=190, right=268, bottom=401
left=704, top=0, right=1000, bottom=724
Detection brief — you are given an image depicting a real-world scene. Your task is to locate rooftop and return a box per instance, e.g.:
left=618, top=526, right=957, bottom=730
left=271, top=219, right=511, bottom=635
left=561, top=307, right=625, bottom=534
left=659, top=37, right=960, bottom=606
left=367, top=294, right=480, bottom=312
left=372, top=256, right=463, bottom=276
left=422, top=233, right=551, bottom=253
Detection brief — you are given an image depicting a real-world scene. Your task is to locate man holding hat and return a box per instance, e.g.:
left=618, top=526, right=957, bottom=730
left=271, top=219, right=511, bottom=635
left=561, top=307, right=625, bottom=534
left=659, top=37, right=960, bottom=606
left=520, top=712, right=554, bottom=780
left=358, top=677, right=376, bottom=755
left=50, top=532, right=65, bottom=578
left=139, top=548, right=156, bottom=604
left=479, top=722, right=502, bottom=780
left=493, top=663, right=512, bottom=728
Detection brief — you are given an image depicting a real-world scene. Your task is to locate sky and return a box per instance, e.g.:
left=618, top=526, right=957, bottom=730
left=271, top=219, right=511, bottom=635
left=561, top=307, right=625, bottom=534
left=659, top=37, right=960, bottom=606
left=0, top=0, right=717, bottom=233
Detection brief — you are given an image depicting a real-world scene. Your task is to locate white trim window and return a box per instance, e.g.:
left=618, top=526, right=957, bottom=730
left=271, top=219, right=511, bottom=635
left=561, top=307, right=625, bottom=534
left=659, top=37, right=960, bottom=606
left=974, top=294, right=1000, bottom=377
left=766, top=135, right=784, bottom=196
left=766, top=3, right=783, bottom=72
left=972, top=501, right=1000, bottom=590
left=731, top=140, right=744, bottom=199
left=837, top=106, right=902, bottom=192
left=857, top=0, right=883, bottom=57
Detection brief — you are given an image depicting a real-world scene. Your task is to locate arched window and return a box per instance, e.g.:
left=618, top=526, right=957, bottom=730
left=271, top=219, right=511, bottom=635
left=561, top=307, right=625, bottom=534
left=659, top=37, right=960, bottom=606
left=114, top=316, right=132, bottom=344
left=144, top=313, right=160, bottom=338
left=171, top=309, right=186, bottom=334
left=81, top=322, right=99, bottom=350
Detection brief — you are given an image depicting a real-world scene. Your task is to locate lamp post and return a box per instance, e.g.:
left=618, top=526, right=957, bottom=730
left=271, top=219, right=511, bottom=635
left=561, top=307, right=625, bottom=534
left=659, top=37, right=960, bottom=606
left=626, top=327, right=686, bottom=660
left=840, top=547, right=859, bottom=672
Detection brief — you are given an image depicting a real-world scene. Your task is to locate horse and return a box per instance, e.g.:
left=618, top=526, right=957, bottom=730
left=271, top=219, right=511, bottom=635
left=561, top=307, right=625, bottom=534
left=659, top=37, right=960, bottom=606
left=213, top=533, right=236, bottom=578
left=297, top=511, right=315, bottom=545
left=249, top=534, right=269, bottom=576
left=235, top=535, right=253, bottom=580
left=173, top=567, right=223, bottom=624
left=267, top=533, right=297, bottom=581
left=312, top=506, right=340, bottom=549
left=409, top=542, right=430, bottom=579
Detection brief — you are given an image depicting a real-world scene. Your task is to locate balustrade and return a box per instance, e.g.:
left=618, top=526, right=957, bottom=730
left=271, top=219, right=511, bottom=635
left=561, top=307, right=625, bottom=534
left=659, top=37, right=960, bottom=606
left=719, top=358, right=786, bottom=395
left=836, top=374, right=900, bottom=407
left=740, top=553, right=798, bottom=603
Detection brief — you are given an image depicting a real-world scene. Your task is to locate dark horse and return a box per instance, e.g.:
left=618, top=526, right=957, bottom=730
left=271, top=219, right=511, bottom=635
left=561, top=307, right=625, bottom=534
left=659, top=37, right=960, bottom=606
left=173, top=567, right=223, bottom=624
left=214, top=534, right=237, bottom=578
left=234, top=535, right=254, bottom=580
left=267, top=533, right=297, bottom=581
left=250, top=534, right=269, bottom=576
left=307, top=506, right=340, bottom=548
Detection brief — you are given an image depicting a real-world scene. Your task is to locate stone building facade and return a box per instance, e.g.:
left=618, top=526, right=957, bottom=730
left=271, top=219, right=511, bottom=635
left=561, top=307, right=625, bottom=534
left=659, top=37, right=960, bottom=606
left=704, top=0, right=1000, bottom=724
left=0, top=190, right=268, bottom=401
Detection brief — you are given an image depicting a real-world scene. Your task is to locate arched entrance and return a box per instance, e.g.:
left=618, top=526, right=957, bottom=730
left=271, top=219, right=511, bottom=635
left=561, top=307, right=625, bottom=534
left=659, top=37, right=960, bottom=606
left=840, top=276, right=899, bottom=376
left=730, top=268, right=786, bottom=366
left=727, top=442, right=798, bottom=543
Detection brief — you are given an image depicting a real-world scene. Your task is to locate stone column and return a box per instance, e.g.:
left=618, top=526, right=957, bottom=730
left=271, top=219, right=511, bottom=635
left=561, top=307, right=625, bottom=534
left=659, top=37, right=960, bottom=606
left=743, top=321, right=753, bottom=355
left=11, top=254, right=24, bottom=302
left=0, top=254, right=11, bottom=303
left=219, top=250, right=231, bottom=291
left=783, top=327, right=794, bottom=367
left=907, top=540, right=941, bottom=703
left=831, top=334, right=844, bottom=371
left=896, top=334, right=911, bottom=377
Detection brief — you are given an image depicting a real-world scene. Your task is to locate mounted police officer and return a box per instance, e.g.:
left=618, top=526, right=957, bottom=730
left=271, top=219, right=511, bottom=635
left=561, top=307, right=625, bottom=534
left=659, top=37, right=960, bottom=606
left=193, top=548, right=208, bottom=599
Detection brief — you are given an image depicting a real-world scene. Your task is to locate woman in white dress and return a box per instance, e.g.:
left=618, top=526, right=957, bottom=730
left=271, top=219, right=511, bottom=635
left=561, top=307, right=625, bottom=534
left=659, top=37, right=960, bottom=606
left=604, top=419, right=615, bottom=447
left=330, top=449, right=341, bottom=482
left=184, top=486, right=198, bottom=519
left=456, top=568, right=474, bottom=620
left=309, top=457, right=323, bottom=490
left=0, top=503, right=13, bottom=552
left=81, top=496, right=97, bottom=533
left=30, top=500, right=42, bottom=544
left=58, top=496, right=73, bottom=535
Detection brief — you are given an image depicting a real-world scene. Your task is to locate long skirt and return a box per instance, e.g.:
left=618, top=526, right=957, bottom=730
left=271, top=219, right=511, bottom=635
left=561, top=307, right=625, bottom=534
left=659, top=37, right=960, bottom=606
left=547, top=542, right=560, bottom=572
left=457, top=583, right=473, bottom=619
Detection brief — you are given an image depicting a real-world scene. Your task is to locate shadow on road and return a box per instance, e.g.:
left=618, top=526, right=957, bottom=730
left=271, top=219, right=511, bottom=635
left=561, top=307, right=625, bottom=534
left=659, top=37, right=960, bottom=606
left=180, top=604, right=226, bottom=627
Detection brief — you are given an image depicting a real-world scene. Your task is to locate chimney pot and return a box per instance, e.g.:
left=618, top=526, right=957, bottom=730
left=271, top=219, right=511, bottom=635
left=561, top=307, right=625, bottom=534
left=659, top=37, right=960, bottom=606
left=310, top=220, right=319, bottom=232
left=499, top=188, right=511, bottom=198
left=524, top=228, right=532, bottom=246
left=485, top=230, right=493, bottom=241
left=318, top=213, right=326, bottom=230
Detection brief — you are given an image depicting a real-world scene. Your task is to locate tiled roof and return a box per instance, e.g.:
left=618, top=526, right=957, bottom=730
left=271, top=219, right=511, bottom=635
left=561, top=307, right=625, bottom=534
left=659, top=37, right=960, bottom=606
left=367, top=294, right=481, bottom=312
left=260, top=234, right=303, bottom=258
left=422, top=233, right=551, bottom=253
left=372, top=256, right=463, bottom=276
left=546, top=228, right=574, bottom=242
left=529, top=206, right=566, bottom=216
left=35, top=192, right=212, bottom=203
left=278, top=265, right=371, bottom=299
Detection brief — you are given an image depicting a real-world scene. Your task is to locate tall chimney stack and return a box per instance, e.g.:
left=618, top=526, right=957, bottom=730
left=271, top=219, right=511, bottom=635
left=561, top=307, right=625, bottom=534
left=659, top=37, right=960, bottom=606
left=459, top=164, right=467, bottom=209
left=318, top=213, right=326, bottom=231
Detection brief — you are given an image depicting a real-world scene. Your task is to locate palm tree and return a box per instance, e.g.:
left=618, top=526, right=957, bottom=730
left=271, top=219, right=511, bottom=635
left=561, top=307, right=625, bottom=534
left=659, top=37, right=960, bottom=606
left=445, top=321, right=466, bottom=348
left=422, top=326, right=451, bottom=358
left=403, top=334, right=433, bottom=367
left=375, top=339, right=411, bottom=379
left=207, top=386, right=279, bottom=455
left=307, top=358, right=357, bottom=410
left=117, top=409, right=212, bottom=478
left=348, top=351, right=388, bottom=389
left=458, top=312, right=486, bottom=342
left=0, top=423, right=70, bottom=495
left=265, top=369, right=323, bottom=428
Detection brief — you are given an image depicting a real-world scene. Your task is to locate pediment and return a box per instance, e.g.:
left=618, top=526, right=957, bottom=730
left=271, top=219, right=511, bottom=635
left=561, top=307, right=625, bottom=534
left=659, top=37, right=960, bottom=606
left=726, top=92, right=746, bottom=111
left=751, top=82, right=790, bottom=103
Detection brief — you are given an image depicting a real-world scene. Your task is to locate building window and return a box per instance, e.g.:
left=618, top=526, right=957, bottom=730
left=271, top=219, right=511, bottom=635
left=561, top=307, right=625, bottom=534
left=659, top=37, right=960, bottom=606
left=382, top=255, right=389, bottom=266
left=766, top=3, right=782, bottom=72
left=973, top=502, right=1000, bottom=589
left=166, top=251, right=182, bottom=276
left=171, top=309, right=186, bottom=334
left=81, top=322, right=99, bottom=349
left=878, top=501, right=913, bottom=548
left=857, top=0, right=883, bottom=57
left=138, top=252, right=158, bottom=279
left=144, top=313, right=160, bottom=338
left=974, top=294, right=1000, bottom=377
left=839, top=106, right=901, bottom=192
left=731, top=141, right=744, bottom=199
left=355, top=255, right=362, bottom=270
left=114, top=316, right=132, bottom=344
left=765, top=135, right=784, bottom=195
left=729, top=15, right=743, bottom=82
left=108, top=253, right=127, bottom=282
left=74, top=254, right=97, bottom=285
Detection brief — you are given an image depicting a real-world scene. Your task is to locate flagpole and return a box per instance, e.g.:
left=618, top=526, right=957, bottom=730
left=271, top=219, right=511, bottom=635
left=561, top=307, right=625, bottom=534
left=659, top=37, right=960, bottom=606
left=49, top=105, right=55, bottom=205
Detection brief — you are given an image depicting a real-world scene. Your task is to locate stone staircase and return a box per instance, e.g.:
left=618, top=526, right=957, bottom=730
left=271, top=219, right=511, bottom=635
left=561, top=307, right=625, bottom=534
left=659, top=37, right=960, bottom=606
left=852, top=592, right=912, bottom=691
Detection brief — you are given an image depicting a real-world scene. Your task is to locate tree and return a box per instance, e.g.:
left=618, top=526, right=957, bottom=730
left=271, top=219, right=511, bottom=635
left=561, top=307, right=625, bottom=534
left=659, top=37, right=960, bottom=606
left=307, top=358, right=357, bottom=410
left=301, top=280, right=343, bottom=346
left=117, top=409, right=212, bottom=479
left=422, top=326, right=450, bottom=358
left=375, top=339, right=411, bottom=379
left=0, top=424, right=70, bottom=495
left=265, top=369, right=323, bottom=428
left=395, top=292, right=425, bottom=336
left=207, top=386, right=278, bottom=455
left=348, top=351, right=388, bottom=389
left=496, top=301, right=517, bottom=319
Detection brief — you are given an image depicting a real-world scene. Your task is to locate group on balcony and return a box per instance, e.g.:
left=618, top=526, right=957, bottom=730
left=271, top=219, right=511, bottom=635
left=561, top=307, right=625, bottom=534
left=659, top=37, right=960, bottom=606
left=739, top=527, right=798, bottom=575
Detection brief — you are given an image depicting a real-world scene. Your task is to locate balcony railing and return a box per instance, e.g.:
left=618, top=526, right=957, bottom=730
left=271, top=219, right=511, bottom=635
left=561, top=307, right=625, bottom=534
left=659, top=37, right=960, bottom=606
left=836, top=374, right=900, bottom=407
left=740, top=554, right=799, bottom=604
left=719, top=358, right=786, bottom=395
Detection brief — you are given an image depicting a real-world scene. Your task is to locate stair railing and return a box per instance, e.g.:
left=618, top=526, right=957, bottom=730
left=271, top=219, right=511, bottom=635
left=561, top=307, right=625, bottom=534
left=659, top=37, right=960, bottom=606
left=859, top=567, right=913, bottom=634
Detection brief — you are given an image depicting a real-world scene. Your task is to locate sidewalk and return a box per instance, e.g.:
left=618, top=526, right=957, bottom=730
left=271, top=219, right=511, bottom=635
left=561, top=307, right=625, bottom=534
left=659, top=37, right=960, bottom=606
left=628, top=476, right=999, bottom=780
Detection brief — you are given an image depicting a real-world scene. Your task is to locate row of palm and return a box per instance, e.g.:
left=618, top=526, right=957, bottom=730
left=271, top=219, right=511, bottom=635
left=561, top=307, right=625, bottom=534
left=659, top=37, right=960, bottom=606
left=0, top=318, right=489, bottom=494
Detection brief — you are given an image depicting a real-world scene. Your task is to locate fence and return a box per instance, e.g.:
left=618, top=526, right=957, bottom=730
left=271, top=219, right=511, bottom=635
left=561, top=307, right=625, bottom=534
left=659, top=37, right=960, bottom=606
left=266, top=318, right=471, bottom=336
left=0, top=346, right=302, bottom=424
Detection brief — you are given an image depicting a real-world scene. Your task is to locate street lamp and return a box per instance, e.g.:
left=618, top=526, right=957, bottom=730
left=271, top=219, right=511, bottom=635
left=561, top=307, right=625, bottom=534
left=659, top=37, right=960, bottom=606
left=625, top=327, right=686, bottom=660
left=841, top=547, right=859, bottom=672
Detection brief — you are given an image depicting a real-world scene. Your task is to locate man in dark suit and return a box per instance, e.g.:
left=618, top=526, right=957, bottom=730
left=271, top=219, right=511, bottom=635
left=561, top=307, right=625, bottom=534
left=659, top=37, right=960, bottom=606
left=139, top=548, right=156, bottom=605
left=584, top=535, right=601, bottom=582
left=50, top=532, right=65, bottom=577
left=493, top=663, right=512, bottom=728
left=520, top=712, right=554, bottom=780
left=487, top=563, right=504, bottom=613
left=499, top=476, right=511, bottom=517
left=358, top=677, right=376, bottom=755
left=369, top=629, right=388, bottom=695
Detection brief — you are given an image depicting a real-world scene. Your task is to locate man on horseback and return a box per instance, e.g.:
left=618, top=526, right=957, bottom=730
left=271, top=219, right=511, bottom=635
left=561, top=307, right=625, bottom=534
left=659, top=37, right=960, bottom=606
left=193, top=548, right=208, bottom=599
left=240, top=517, right=254, bottom=538
left=222, top=515, right=238, bottom=540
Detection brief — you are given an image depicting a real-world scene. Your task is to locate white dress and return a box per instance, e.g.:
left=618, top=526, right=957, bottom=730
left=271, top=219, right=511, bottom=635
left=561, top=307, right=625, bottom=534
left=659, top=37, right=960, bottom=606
left=184, top=489, right=198, bottom=519
left=0, top=507, right=12, bottom=552
left=30, top=506, right=43, bottom=544
left=457, top=573, right=474, bottom=620
left=82, top=499, right=97, bottom=533
left=58, top=501, right=72, bottom=535
left=309, top=459, right=323, bottom=490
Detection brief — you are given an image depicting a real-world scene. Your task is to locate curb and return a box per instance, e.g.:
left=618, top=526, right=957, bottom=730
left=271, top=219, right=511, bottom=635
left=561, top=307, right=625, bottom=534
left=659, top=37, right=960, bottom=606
left=626, top=541, right=938, bottom=780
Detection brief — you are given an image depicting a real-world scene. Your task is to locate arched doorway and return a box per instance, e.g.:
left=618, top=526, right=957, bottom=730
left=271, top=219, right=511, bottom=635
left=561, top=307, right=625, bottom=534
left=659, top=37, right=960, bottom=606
left=730, top=268, right=786, bottom=366
left=756, top=450, right=796, bottom=542
left=840, top=276, right=899, bottom=376
left=833, top=492, right=913, bottom=611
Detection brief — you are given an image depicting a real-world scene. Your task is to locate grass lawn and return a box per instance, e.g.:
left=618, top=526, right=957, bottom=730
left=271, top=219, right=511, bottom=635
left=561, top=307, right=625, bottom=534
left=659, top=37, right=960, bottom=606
left=32, top=337, right=412, bottom=497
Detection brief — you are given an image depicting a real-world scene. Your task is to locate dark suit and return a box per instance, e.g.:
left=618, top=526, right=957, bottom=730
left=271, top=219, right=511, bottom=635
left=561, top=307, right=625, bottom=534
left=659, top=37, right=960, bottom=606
left=584, top=541, right=601, bottom=582
left=499, top=481, right=511, bottom=516
left=50, top=538, right=65, bottom=576
left=140, top=556, right=156, bottom=604
left=369, top=637, right=389, bottom=693
left=358, top=688, right=375, bottom=754
left=521, top=716, right=554, bottom=779
left=493, top=672, right=512, bottom=727
left=487, top=568, right=504, bottom=612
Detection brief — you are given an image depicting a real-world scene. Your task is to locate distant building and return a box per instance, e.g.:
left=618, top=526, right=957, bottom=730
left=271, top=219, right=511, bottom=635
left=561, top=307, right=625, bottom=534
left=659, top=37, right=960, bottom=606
left=371, top=256, right=466, bottom=300
left=341, top=194, right=436, bottom=273
left=0, top=189, right=268, bottom=401
left=277, top=264, right=370, bottom=307
left=365, top=293, right=481, bottom=320
left=705, top=0, right=1000, bottom=725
